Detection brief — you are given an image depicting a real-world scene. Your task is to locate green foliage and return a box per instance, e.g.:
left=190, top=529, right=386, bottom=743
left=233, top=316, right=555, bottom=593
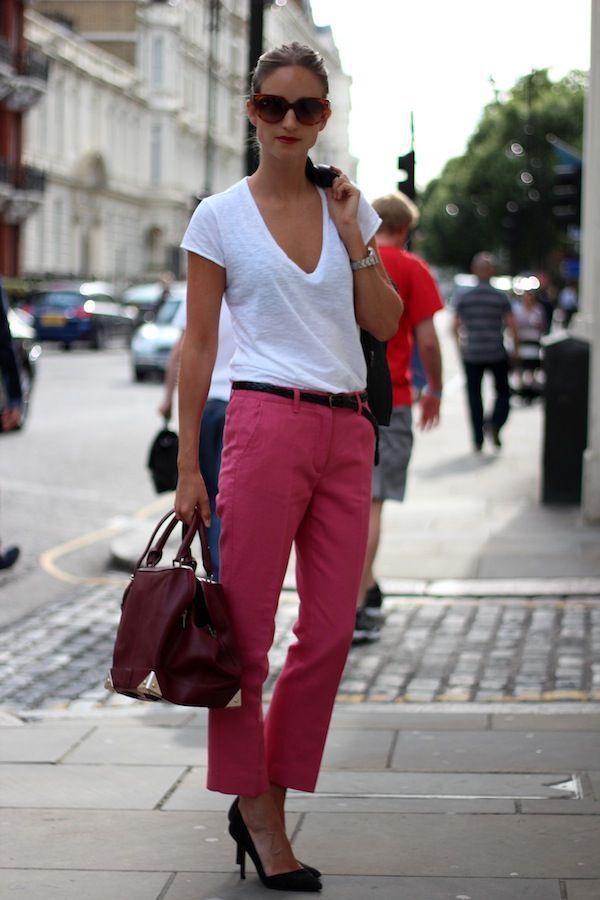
left=419, top=69, right=586, bottom=273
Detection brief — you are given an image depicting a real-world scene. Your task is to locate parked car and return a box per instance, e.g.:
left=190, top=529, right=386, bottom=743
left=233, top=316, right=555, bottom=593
left=130, top=281, right=186, bottom=381
left=24, top=281, right=137, bottom=350
left=122, top=281, right=166, bottom=320
left=0, top=307, right=42, bottom=431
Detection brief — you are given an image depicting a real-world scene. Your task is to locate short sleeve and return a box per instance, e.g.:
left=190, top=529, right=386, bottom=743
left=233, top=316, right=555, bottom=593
left=180, top=199, right=225, bottom=268
left=406, top=258, right=444, bottom=327
left=357, top=192, right=382, bottom=245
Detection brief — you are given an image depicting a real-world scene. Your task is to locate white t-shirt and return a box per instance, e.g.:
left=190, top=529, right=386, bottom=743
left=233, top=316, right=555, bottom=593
left=181, top=177, right=381, bottom=394
left=172, top=300, right=235, bottom=402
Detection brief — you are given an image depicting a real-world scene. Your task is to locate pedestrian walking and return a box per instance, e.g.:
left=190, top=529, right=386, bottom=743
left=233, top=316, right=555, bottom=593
left=511, top=286, right=545, bottom=400
left=352, top=192, right=443, bottom=643
left=174, top=42, right=401, bottom=892
left=557, top=280, right=578, bottom=329
left=159, top=301, right=235, bottom=578
left=0, top=277, right=22, bottom=570
left=453, top=252, right=519, bottom=451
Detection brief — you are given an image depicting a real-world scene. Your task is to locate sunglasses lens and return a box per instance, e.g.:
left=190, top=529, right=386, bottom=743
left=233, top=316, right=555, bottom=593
left=255, top=96, right=287, bottom=123
left=295, top=98, right=326, bottom=125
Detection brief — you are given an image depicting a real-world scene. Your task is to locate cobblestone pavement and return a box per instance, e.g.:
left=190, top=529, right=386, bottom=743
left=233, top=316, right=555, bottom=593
left=0, top=582, right=599, bottom=713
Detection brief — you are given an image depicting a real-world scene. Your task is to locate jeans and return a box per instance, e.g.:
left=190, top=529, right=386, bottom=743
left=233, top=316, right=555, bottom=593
left=199, top=399, right=228, bottom=579
left=463, top=357, right=510, bottom=447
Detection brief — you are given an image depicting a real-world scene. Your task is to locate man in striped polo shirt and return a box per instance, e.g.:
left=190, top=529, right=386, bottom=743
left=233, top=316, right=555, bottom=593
left=453, top=253, right=519, bottom=451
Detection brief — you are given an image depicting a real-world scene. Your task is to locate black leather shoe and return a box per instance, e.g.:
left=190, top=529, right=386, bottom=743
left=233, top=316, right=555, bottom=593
left=228, top=797, right=322, bottom=880
left=0, top=546, right=19, bottom=570
left=228, top=803, right=322, bottom=892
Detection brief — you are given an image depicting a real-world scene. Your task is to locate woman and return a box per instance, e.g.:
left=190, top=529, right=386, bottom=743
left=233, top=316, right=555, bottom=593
left=176, top=42, right=401, bottom=892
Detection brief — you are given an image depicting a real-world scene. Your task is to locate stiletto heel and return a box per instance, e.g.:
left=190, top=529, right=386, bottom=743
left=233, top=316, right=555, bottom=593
left=236, top=841, right=246, bottom=879
left=228, top=796, right=322, bottom=880
left=228, top=803, right=321, bottom=892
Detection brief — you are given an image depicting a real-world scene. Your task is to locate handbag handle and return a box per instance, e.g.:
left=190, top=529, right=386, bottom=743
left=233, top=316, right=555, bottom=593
left=135, top=508, right=215, bottom=578
left=176, top=510, right=215, bottom=579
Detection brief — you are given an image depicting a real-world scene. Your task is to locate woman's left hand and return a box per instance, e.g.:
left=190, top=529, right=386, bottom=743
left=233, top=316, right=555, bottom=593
left=325, top=170, right=361, bottom=239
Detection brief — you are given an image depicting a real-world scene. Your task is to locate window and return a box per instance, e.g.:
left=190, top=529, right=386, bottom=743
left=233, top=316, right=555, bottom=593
left=150, top=123, right=162, bottom=185
left=53, top=199, right=63, bottom=268
left=151, top=35, right=164, bottom=91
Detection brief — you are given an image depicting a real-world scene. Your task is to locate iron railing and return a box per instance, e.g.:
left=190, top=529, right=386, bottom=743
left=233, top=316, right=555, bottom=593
left=22, top=48, right=49, bottom=82
left=18, top=165, right=46, bottom=192
left=0, top=37, right=11, bottom=67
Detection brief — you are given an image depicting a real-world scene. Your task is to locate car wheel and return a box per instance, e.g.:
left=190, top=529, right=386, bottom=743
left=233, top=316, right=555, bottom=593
left=134, top=367, right=146, bottom=382
left=62, top=342, right=72, bottom=351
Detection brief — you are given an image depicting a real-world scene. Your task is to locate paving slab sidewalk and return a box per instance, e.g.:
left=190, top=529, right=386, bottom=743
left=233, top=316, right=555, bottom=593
left=1, top=704, right=599, bottom=899
left=3, top=315, right=600, bottom=897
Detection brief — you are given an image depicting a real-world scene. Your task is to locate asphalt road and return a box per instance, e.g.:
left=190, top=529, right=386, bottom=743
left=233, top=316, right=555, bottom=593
left=0, top=344, right=172, bottom=627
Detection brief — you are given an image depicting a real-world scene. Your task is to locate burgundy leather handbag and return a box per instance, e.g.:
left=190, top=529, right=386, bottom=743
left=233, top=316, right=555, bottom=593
left=105, top=508, right=241, bottom=708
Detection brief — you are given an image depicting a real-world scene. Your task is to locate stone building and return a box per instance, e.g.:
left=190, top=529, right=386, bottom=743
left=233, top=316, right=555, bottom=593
left=0, top=0, right=48, bottom=277
left=21, top=0, right=354, bottom=282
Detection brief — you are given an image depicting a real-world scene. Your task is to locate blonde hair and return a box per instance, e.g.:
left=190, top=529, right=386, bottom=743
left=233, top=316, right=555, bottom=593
left=372, top=192, right=419, bottom=233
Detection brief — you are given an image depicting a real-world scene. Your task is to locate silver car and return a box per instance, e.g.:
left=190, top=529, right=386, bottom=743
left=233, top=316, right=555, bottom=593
left=130, top=282, right=185, bottom=381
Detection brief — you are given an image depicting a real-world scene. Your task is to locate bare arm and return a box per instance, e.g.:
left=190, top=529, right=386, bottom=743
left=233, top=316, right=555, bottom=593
left=326, top=176, right=402, bottom=340
left=452, top=311, right=461, bottom=344
left=351, top=239, right=403, bottom=340
left=175, top=251, right=226, bottom=526
left=158, top=333, right=183, bottom=420
left=414, top=317, right=443, bottom=429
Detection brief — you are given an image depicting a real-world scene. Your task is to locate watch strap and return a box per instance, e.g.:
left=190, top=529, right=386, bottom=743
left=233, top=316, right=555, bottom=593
left=350, top=247, right=378, bottom=271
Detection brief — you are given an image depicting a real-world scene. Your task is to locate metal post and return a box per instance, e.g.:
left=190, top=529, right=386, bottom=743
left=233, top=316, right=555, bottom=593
left=245, top=0, right=265, bottom=176
left=580, top=0, right=600, bottom=521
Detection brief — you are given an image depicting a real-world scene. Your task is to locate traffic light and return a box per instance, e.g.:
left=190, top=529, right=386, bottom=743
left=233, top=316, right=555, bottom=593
left=552, top=163, right=582, bottom=226
left=397, top=151, right=415, bottom=200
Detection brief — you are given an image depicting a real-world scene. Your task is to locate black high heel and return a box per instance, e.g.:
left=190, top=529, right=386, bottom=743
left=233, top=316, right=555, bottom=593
left=228, top=803, right=322, bottom=892
left=228, top=796, right=322, bottom=879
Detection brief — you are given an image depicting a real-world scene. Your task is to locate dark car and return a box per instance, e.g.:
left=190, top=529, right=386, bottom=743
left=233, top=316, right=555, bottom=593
left=0, top=307, right=42, bottom=430
left=24, top=281, right=137, bottom=350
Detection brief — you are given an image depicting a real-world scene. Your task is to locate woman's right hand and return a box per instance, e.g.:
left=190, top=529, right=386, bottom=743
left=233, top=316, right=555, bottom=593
left=175, top=471, right=211, bottom=528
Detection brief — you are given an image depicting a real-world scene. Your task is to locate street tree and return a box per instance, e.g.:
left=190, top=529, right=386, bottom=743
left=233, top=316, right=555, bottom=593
left=418, top=69, right=586, bottom=274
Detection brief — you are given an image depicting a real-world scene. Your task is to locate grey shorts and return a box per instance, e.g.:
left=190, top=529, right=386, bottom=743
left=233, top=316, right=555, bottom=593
left=372, top=405, right=413, bottom=502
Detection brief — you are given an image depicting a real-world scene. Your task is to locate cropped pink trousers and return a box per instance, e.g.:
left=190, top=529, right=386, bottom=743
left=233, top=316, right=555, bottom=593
left=208, top=388, right=374, bottom=796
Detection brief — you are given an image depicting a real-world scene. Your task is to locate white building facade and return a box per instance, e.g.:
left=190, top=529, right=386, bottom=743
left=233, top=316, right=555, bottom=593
left=22, top=0, right=353, bottom=282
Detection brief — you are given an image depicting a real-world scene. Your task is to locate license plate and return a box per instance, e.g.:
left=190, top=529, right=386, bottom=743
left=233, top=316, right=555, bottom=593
left=41, top=314, right=66, bottom=326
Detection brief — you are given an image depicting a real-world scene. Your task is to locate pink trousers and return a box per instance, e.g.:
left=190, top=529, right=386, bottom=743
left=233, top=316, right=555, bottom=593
left=208, top=389, right=374, bottom=796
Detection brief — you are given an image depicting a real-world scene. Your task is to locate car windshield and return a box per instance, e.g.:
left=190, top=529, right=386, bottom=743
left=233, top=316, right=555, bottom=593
left=155, top=297, right=183, bottom=325
left=30, top=292, right=83, bottom=309
left=124, top=284, right=161, bottom=303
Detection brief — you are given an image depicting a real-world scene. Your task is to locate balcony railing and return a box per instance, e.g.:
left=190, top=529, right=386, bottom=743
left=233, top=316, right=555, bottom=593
left=17, top=165, right=46, bottom=192
left=0, top=159, right=11, bottom=185
left=0, top=37, right=11, bottom=67
left=22, top=48, right=49, bottom=82
left=0, top=160, right=46, bottom=192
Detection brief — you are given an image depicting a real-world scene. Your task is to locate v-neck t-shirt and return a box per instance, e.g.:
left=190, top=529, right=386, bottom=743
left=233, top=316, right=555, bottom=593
left=180, top=177, right=381, bottom=394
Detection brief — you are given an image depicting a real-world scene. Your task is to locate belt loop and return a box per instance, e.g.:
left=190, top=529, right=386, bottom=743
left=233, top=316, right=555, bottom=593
left=293, top=388, right=300, bottom=413
left=356, top=391, right=363, bottom=414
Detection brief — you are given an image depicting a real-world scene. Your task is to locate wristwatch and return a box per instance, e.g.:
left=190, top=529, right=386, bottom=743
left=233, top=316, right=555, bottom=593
left=350, top=247, right=378, bottom=271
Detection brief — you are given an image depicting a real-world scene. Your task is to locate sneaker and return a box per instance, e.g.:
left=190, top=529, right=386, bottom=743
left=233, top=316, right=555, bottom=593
left=364, top=582, right=383, bottom=609
left=352, top=607, right=381, bottom=645
left=0, top=546, right=20, bottom=570
left=363, top=582, right=385, bottom=623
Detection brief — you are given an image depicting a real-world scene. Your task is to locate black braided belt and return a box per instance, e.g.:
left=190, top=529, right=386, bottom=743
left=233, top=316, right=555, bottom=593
left=231, top=381, right=379, bottom=461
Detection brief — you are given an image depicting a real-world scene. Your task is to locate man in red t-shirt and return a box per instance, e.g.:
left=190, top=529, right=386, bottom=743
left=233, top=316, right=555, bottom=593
left=354, top=192, right=443, bottom=643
